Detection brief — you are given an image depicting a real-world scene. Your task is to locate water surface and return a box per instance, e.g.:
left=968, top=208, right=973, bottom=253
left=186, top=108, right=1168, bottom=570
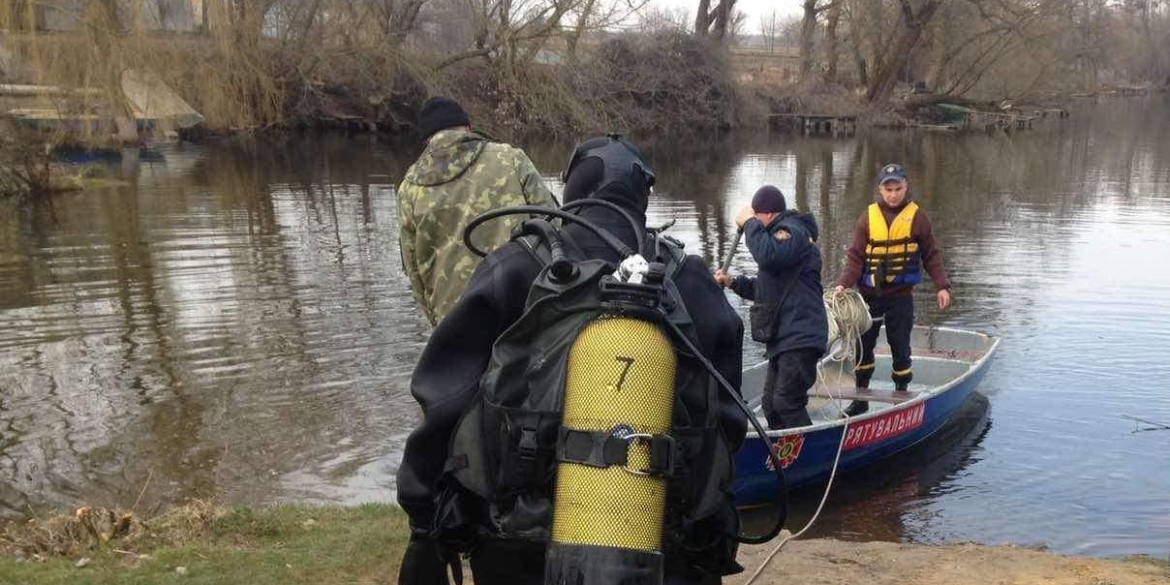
left=1, top=99, right=1168, bottom=558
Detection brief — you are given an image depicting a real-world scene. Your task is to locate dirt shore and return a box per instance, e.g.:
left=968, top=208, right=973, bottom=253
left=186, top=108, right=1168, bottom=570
left=2, top=503, right=1166, bottom=584
left=735, top=537, right=1168, bottom=585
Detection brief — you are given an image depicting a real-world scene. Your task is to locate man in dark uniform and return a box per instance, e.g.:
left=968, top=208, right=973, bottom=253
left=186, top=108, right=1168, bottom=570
left=714, top=185, right=827, bottom=429
left=395, top=136, right=746, bottom=585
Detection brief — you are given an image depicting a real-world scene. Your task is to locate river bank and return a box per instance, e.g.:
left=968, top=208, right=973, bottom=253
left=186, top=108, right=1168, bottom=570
left=1, top=504, right=1165, bottom=585
left=738, top=538, right=1169, bottom=585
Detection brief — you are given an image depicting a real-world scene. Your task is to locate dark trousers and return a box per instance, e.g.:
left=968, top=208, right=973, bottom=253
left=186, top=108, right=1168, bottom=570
left=854, top=295, right=914, bottom=389
left=762, top=348, right=821, bottom=429
left=470, top=540, right=721, bottom=585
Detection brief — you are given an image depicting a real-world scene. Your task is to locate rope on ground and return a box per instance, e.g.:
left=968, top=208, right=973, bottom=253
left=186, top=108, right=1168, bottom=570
left=741, top=289, right=872, bottom=585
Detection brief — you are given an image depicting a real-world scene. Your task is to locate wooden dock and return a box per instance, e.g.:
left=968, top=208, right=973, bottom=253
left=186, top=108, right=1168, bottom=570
left=935, top=102, right=1064, bottom=132
left=769, top=113, right=857, bottom=137
left=967, top=110, right=1039, bottom=131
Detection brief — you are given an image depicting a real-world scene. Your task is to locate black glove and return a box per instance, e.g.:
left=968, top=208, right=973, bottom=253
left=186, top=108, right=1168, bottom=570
left=398, top=535, right=450, bottom=585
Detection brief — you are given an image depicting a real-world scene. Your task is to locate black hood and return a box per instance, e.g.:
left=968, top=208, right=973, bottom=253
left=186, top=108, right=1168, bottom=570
left=560, top=135, right=655, bottom=258
left=561, top=159, right=646, bottom=261
left=562, top=158, right=649, bottom=220
left=561, top=134, right=654, bottom=213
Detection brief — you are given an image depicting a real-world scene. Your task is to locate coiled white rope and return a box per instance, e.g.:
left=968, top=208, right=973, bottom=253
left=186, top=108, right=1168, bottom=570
left=823, top=288, right=873, bottom=364
left=741, top=289, right=872, bottom=585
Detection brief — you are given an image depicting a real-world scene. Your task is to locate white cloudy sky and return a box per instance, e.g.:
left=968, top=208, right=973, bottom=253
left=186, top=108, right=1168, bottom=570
left=654, top=0, right=804, bottom=23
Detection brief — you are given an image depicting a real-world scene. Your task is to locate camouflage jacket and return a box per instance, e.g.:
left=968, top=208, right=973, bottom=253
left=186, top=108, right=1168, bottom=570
left=397, top=128, right=557, bottom=326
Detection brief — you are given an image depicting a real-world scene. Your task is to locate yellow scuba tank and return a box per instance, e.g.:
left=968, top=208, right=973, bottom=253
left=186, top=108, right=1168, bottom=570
left=546, top=313, right=677, bottom=584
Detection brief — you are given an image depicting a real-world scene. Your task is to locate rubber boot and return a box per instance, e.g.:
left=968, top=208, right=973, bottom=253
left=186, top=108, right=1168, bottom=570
left=841, top=398, right=869, bottom=417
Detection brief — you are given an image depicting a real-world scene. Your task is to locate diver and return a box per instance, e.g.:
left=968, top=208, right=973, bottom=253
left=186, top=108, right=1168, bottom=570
left=394, top=135, right=756, bottom=585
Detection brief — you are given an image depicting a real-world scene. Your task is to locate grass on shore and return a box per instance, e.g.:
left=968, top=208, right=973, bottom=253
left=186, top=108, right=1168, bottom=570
left=0, top=502, right=410, bottom=585
left=1124, top=554, right=1170, bottom=568
left=5, top=501, right=1165, bottom=585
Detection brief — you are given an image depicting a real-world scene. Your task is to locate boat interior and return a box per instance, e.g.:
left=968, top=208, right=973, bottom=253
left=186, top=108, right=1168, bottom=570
left=742, top=326, right=998, bottom=425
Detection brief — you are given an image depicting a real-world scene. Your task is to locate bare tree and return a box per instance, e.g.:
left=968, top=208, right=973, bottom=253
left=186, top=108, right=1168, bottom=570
left=1117, top=0, right=1165, bottom=82
left=695, top=0, right=738, bottom=41
left=865, top=0, right=944, bottom=103
left=3, top=1, right=47, bottom=31
left=367, top=0, right=430, bottom=47
left=567, top=0, right=651, bottom=64
left=799, top=1, right=843, bottom=80
left=639, top=4, right=691, bottom=32
left=823, top=2, right=842, bottom=81
left=567, top=0, right=601, bottom=63
left=760, top=9, right=781, bottom=53
left=921, top=0, right=1056, bottom=97
left=728, top=8, right=749, bottom=42
left=430, top=0, right=583, bottom=72
left=839, top=0, right=894, bottom=90
left=199, top=0, right=280, bottom=42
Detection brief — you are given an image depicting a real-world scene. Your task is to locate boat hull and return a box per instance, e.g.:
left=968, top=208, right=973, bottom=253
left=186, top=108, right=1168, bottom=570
left=733, top=327, right=998, bottom=506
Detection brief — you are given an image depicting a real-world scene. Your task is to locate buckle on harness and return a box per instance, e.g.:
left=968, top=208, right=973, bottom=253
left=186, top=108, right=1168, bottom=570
left=620, top=433, right=676, bottom=476
left=556, top=427, right=675, bottom=477
left=518, top=428, right=539, bottom=458
left=516, top=427, right=539, bottom=478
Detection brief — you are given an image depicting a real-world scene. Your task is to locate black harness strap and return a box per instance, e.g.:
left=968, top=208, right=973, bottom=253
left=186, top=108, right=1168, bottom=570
left=557, top=427, right=676, bottom=476
left=515, top=427, right=540, bottom=481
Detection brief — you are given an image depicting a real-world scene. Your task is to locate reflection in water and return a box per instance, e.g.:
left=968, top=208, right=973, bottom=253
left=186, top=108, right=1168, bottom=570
left=0, top=136, right=428, bottom=514
left=2, top=100, right=1169, bottom=557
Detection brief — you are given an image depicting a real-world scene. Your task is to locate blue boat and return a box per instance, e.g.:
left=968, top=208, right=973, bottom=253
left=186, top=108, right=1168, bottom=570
left=734, top=326, right=1000, bottom=505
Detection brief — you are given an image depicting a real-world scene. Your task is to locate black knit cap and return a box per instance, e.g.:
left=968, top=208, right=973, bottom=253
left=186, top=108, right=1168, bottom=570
left=751, top=185, right=786, bottom=214
left=418, top=96, right=471, bottom=138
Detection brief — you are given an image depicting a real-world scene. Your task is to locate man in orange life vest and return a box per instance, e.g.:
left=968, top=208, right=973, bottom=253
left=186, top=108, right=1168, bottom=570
left=834, top=163, right=952, bottom=416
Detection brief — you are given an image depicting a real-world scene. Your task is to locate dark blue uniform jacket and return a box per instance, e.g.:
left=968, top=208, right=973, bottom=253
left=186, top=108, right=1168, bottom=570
left=731, top=211, right=828, bottom=359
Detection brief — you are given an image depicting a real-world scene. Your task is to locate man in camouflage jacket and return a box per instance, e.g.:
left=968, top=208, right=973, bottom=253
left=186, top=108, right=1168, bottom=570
left=397, top=97, right=557, bottom=325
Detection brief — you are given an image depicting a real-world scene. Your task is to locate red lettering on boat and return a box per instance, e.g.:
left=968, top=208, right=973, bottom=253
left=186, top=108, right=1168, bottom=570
left=842, top=402, right=926, bottom=450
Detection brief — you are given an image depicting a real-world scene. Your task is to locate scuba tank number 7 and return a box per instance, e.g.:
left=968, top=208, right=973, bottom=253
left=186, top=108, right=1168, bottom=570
left=547, top=315, right=677, bottom=585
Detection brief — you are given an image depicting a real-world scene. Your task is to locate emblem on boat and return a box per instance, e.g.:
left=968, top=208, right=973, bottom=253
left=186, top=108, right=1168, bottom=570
left=764, top=434, right=804, bottom=470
